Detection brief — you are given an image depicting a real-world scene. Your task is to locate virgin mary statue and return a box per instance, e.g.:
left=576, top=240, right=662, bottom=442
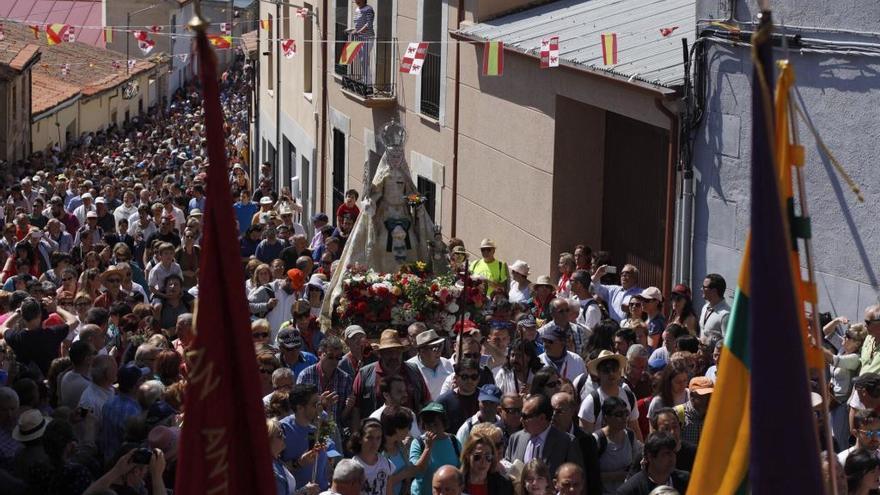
left=321, top=121, right=438, bottom=322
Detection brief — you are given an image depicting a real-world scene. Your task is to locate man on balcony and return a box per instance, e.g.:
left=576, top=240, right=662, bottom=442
left=348, top=0, right=375, bottom=91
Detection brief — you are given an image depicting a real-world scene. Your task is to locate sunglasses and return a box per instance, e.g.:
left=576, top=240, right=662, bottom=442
left=471, top=453, right=494, bottom=462
left=252, top=332, right=270, bottom=339
left=860, top=430, right=880, bottom=439
left=458, top=373, right=479, bottom=381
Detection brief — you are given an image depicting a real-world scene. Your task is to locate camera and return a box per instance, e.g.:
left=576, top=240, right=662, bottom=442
left=132, top=447, right=153, bottom=465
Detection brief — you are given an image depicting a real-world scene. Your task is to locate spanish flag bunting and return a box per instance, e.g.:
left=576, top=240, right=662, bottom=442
left=482, top=41, right=503, bottom=76
left=260, top=19, right=270, bottom=30
left=601, top=33, right=617, bottom=65
left=103, top=27, right=113, bottom=44
left=207, top=34, right=232, bottom=49
left=28, top=24, right=39, bottom=39
left=46, top=24, right=73, bottom=46
left=338, top=40, right=364, bottom=65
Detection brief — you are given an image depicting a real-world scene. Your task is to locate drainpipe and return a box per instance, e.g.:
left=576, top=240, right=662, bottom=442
left=319, top=2, right=328, bottom=210
left=654, top=97, right=679, bottom=304
left=450, top=0, right=464, bottom=237
left=254, top=24, right=260, bottom=176
left=275, top=2, right=281, bottom=185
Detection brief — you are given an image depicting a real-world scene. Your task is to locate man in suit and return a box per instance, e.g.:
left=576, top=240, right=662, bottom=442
left=505, top=393, right=582, bottom=478
left=551, top=392, right=602, bottom=495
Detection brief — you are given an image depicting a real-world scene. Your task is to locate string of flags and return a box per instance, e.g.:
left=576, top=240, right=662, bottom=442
left=281, top=38, right=296, bottom=58
left=540, top=36, right=559, bottom=68
left=133, top=30, right=156, bottom=54
left=399, top=42, right=428, bottom=74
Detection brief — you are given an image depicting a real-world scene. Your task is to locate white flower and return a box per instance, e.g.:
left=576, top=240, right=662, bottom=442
left=446, top=302, right=459, bottom=313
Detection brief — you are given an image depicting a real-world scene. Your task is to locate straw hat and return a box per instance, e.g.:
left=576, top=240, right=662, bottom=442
left=587, top=350, right=628, bottom=376
left=532, top=275, right=555, bottom=290
left=377, top=329, right=406, bottom=350
left=510, top=260, right=530, bottom=277
left=12, top=410, right=51, bottom=442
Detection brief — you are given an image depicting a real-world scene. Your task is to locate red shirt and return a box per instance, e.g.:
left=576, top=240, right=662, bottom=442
left=335, top=203, right=360, bottom=222
left=467, top=484, right=488, bottom=495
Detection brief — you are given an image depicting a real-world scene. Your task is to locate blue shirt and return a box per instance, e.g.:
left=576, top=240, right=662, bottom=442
left=99, top=394, right=141, bottom=460
left=188, top=196, right=206, bottom=214
left=647, top=313, right=667, bottom=337
left=282, top=351, right=319, bottom=381
left=234, top=201, right=259, bottom=235
left=279, top=414, right=334, bottom=490
left=256, top=239, right=286, bottom=263
left=409, top=436, right=460, bottom=495
left=591, top=283, right=643, bottom=322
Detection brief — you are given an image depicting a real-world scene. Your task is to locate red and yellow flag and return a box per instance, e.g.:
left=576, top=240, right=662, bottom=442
left=260, top=19, right=270, bottom=30
left=46, top=24, right=72, bottom=45
left=28, top=24, right=40, bottom=39
left=207, top=34, right=232, bottom=49
left=482, top=41, right=504, bottom=76
left=338, top=40, right=364, bottom=64
left=173, top=27, right=276, bottom=495
left=601, top=33, right=617, bottom=65
left=103, top=27, right=113, bottom=44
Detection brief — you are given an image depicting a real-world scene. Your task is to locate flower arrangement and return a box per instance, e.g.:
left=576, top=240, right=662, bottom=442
left=335, top=263, right=486, bottom=333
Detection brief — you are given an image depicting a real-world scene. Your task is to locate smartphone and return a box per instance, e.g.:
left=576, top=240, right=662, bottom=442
left=132, top=447, right=153, bottom=465
left=605, top=266, right=617, bottom=274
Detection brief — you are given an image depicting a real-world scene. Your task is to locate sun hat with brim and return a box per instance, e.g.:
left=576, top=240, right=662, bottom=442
left=451, top=246, right=468, bottom=256
left=12, top=410, right=51, bottom=442
left=587, top=350, right=628, bottom=376
left=510, top=260, right=530, bottom=277
left=101, top=267, right=125, bottom=281
left=260, top=197, right=273, bottom=205
left=419, top=402, right=446, bottom=418
left=377, top=329, right=407, bottom=350
left=639, top=287, right=663, bottom=302
left=532, top=275, right=556, bottom=290
left=480, top=238, right=497, bottom=249
left=415, top=329, right=445, bottom=348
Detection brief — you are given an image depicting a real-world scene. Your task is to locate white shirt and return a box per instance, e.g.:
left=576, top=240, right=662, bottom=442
left=114, top=204, right=138, bottom=227
left=494, top=367, right=533, bottom=396
left=370, top=404, right=421, bottom=439
left=574, top=297, right=603, bottom=330
left=165, top=206, right=186, bottom=231
left=456, top=411, right=500, bottom=446
left=508, top=280, right=530, bottom=304
left=406, top=355, right=454, bottom=400
left=578, top=386, right=639, bottom=431
left=538, top=351, right=586, bottom=382
left=699, top=299, right=731, bottom=340
left=73, top=203, right=96, bottom=225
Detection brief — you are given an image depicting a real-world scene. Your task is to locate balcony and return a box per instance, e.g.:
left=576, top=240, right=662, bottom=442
left=336, top=35, right=397, bottom=108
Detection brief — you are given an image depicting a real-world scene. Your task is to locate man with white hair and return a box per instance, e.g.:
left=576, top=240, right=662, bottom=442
left=590, top=264, right=643, bottom=323
left=320, top=458, right=365, bottom=495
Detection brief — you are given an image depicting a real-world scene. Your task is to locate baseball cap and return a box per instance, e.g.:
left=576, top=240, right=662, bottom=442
left=517, top=314, right=537, bottom=328
left=478, top=384, right=502, bottom=403
left=277, top=327, right=303, bottom=349
left=639, top=287, right=663, bottom=302
left=86, top=211, right=98, bottom=219
left=343, top=325, right=366, bottom=340
left=311, top=212, right=329, bottom=223
left=688, top=376, right=714, bottom=395
left=287, top=269, right=305, bottom=290
left=95, top=196, right=107, bottom=204
left=542, top=325, right=568, bottom=342
left=419, top=402, right=445, bottom=418
left=118, top=363, right=150, bottom=391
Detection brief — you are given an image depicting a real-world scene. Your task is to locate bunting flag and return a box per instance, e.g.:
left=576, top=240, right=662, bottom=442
left=46, top=24, right=73, bottom=45
left=399, top=42, right=428, bottom=74
left=540, top=36, right=559, bottom=68
left=177, top=53, right=189, bottom=63
left=60, top=63, right=70, bottom=76
left=128, top=59, right=137, bottom=70
left=296, top=8, right=310, bottom=18
left=338, top=40, right=364, bottom=64
left=112, top=60, right=121, bottom=70
left=207, top=34, right=232, bottom=49
left=28, top=24, right=39, bottom=39
left=173, top=24, right=276, bottom=495
left=150, top=25, right=163, bottom=33
left=601, top=33, right=617, bottom=65
left=281, top=39, right=296, bottom=58
left=260, top=19, right=270, bottom=30
left=659, top=26, right=679, bottom=37
left=687, top=11, right=824, bottom=495
left=481, top=41, right=503, bottom=76
left=220, top=22, right=231, bottom=35
left=133, top=30, right=155, bottom=54
left=103, top=27, right=113, bottom=44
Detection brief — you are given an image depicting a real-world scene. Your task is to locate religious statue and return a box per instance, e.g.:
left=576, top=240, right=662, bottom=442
left=321, top=121, right=445, bottom=325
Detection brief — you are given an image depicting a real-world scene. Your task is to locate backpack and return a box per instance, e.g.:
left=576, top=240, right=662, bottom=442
left=581, top=298, right=609, bottom=322
left=591, top=388, right=636, bottom=423
left=595, top=428, right=635, bottom=457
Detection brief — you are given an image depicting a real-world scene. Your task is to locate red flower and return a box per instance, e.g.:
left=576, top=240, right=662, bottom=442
left=354, top=301, right=368, bottom=314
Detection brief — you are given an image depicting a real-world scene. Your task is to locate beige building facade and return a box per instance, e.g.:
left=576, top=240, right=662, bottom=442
left=256, top=0, right=687, bottom=288
left=0, top=44, right=39, bottom=162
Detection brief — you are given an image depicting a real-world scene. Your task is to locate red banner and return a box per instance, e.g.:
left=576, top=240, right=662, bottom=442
left=173, top=28, right=276, bottom=495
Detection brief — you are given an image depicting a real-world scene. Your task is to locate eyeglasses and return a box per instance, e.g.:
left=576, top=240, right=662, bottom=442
left=471, top=453, right=494, bottom=462
left=458, top=373, right=479, bottom=381
left=860, top=430, right=880, bottom=439
left=252, top=332, right=270, bottom=339
left=629, top=302, right=642, bottom=307
left=502, top=407, right=522, bottom=415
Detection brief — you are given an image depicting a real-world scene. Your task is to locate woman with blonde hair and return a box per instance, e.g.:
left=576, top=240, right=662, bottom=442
left=268, top=418, right=319, bottom=495
left=247, top=261, right=271, bottom=293
left=460, top=434, right=513, bottom=495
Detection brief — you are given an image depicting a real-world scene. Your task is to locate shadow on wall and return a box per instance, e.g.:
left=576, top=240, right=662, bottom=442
left=794, top=86, right=879, bottom=295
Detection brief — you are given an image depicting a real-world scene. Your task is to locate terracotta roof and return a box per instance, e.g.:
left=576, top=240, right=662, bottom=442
left=31, top=71, right=80, bottom=114
left=1, top=21, right=156, bottom=100
left=4, top=43, right=39, bottom=71
left=241, top=29, right=258, bottom=55
left=0, top=0, right=105, bottom=48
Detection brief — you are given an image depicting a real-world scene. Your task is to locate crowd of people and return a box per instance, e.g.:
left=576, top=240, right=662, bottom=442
left=0, top=51, right=874, bottom=495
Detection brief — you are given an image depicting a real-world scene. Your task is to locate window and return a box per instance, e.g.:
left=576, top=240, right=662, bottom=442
left=303, top=2, right=313, bottom=93
left=332, top=128, right=346, bottom=214
left=282, top=4, right=290, bottom=39
left=417, top=176, right=437, bottom=222
left=267, top=13, right=274, bottom=90
left=334, top=0, right=349, bottom=75
left=12, top=85, right=17, bottom=120
left=420, top=0, right=442, bottom=119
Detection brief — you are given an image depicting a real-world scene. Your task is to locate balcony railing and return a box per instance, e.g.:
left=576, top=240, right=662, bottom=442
left=419, top=51, right=441, bottom=119
left=338, top=35, right=397, bottom=101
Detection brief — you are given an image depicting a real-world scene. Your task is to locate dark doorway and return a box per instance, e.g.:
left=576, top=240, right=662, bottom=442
left=332, top=129, right=346, bottom=215
left=601, top=112, right=669, bottom=290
